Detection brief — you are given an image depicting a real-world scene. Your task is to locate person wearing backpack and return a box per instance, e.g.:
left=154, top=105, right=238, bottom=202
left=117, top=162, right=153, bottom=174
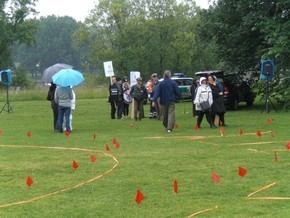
left=130, top=77, right=147, bottom=121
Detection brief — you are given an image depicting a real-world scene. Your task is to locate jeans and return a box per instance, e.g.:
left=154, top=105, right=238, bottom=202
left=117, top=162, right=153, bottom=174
left=57, top=106, right=71, bottom=132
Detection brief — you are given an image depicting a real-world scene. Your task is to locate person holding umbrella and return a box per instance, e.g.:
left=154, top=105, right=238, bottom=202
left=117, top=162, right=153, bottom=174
left=54, top=85, right=73, bottom=133
left=46, top=82, right=58, bottom=131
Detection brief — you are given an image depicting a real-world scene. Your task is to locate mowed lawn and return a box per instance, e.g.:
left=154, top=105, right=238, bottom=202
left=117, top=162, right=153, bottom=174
left=0, top=98, right=289, bottom=217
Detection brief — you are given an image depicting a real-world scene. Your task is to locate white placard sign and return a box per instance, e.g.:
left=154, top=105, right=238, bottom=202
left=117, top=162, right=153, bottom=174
left=130, top=71, right=140, bottom=86
left=103, top=61, right=114, bottom=77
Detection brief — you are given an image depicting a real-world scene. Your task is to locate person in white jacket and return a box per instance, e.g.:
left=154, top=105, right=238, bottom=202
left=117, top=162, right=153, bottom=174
left=63, top=88, right=75, bottom=131
left=194, top=77, right=216, bottom=128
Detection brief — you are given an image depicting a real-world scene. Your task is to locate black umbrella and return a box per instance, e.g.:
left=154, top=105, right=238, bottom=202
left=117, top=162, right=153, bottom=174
left=41, top=63, right=73, bottom=83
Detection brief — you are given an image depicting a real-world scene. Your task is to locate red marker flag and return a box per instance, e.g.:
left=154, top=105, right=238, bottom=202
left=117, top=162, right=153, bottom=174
left=286, top=142, right=290, bottom=150
left=174, top=180, right=178, bottom=194
left=257, top=130, right=262, bottom=137
left=220, top=126, right=225, bottom=133
left=72, top=160, right=78, bottom=170
left=238, top=166, right=247, bottom=177
left=135, top=189, right=144, bottom=204
left=174, top=123, right=179, bottom=129
left=115, top=141, right=121, bottom=149
left=113, top=137, right=117, bottom=144
left=106, top=144, right=111, bottom=152
left=239, top=129, right=243, bottom=135
left=214, top=119, right=219, bottom=125
left=27, top=131, right=32, bottom=138
left=65, top=130, right=70, bottom=136
left=194, top=124, right=199, bottom=131
left=267, top=118, right=272, bottom=124
left=26, top=176, right=33, bottom=187
left=271, top=131, right=275, bottom=137
left=93, top=133, right=96, bottom=140
left=274, top=151, right=278, bottom=162
left=91, top=155, right=96, bottom=163
left=219, top=120, right=223, bottom=126
left=212, top=173, right=220, bottom=183
left=0, top=130, right=2, bottom=135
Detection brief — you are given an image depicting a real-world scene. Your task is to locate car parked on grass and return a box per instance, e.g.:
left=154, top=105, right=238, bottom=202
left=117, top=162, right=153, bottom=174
left=195, top=70, right=256, bottom=110
left=159, top=73, right=193, bottom=100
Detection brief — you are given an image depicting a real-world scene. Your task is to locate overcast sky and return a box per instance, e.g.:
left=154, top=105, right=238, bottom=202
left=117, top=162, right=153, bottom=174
left=34, top=0, right=210, bottom=22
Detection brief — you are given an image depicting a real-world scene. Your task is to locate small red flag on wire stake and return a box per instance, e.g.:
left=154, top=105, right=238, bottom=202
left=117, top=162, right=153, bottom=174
left=72, top=160, right=78, bottom=170
left=91, top=155, right=96, bottom=163
left=93, top=133, right=96, bottom=140
left=286, top=142, right=290, bottom=150
left=106, top=144, right=111, bottom=152
left=27, top=131, right=32, bottom=138
left=239, top=129, right=243, bottom=135
left=257, top=130, right=262, bottom=137
left=135, top=189, right=144, bottom=204
left=174, top=180, right=178, bottom=194
left=212, top=173, right=220, bottom=183
left=267, top=118, right=272, bottom=124
left=26, top=176, right=33, bottom=187
left=238, top=166, right=247, bottom=177
left=194, top=124, right=199, bottom=131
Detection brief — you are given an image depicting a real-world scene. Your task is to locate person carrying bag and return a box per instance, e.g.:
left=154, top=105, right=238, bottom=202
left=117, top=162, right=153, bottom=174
left=194, top=77, right=216, bottom=128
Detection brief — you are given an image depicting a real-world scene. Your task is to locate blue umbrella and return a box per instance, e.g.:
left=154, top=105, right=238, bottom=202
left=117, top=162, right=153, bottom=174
left=52, top=69, right=84, bottom=87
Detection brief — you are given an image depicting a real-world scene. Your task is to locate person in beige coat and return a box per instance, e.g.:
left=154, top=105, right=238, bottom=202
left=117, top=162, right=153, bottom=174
left=194, top=77, right=216, bottom=128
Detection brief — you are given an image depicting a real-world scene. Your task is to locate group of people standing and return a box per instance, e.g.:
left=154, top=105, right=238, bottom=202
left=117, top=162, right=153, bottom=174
left=192, top=75, right=226, bottom=128
left=108, top=70, right=181, bottom=133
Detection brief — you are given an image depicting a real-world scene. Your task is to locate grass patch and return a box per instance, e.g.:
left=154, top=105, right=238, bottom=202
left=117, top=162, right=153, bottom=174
left=0, top=98, right=289, bottom=217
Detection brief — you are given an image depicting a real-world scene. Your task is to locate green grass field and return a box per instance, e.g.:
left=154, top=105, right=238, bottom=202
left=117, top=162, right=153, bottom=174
left=0, top=97, right=289, bottom=217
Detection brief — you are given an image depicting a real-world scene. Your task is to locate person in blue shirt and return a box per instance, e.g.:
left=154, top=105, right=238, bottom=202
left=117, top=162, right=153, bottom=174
left=152, top=70, right=181, bottom=133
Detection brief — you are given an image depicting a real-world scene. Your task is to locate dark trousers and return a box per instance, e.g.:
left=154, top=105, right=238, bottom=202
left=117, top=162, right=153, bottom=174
left=211, top=112, right=225, bottom=126
left=110, top=99, right=117, bottom=119
left=197, top=110, right=214, bottom=128
left=51, top=101, right=58, bottom=131
left=162, top=102, right=175, bottom=131
left=123, top=103, right=129, bottom=116
left=117, top=100, right=124, bottom=119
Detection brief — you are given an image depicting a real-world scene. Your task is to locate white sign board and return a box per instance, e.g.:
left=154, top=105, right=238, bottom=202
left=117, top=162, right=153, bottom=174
left=130, top=71, right=140, bottom=86
left=103, top=61, right=114, bottom=77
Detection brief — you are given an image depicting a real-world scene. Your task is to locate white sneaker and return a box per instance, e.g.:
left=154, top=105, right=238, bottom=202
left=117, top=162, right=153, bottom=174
left=167, top=130, right=172, bottom=133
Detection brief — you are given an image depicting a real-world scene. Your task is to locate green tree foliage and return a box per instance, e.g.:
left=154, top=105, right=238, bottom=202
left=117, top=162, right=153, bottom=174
left=196, top=0, right=289, bottom=73
left=73, top=0, right=219, bottom=79
left=13, top=15, right=82, bottom=75
left=0, top=0, right=38, bottom=68
left=196, top=0, right=289, bottom=108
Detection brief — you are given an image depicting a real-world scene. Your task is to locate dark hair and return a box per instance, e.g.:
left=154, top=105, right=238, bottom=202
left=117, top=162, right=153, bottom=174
left=208, top=75, right=215, bottom=81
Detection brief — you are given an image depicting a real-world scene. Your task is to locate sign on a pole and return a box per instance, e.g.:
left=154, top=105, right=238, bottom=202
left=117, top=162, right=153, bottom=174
left=103, top=61, right=114, bottom=77
left=130, top=71, right=140, bottom=86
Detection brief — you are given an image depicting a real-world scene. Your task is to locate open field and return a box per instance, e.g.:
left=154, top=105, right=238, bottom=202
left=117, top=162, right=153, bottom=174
left=0, top=98, right=289, bottom=217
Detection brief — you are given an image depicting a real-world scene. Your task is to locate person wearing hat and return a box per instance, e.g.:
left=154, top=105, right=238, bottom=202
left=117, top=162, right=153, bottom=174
left=147, top=73, right=160, bottom=119
left=152, top=70, right=181, bottom=133
left=194, top=77, right=215, bottom=128
left=130, top=77, right=147, bottom=121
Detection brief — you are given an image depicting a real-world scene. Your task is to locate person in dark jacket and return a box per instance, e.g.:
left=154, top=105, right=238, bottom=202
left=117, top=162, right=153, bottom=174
left=208, top=75, right=226, bottom=126
left=190, top=79, right=199, bottom=117
left=130, top=77, right=147, bottom=121
left=47, top=82, right=58, bottom=131
left=108, top=77, right=118, bottom=119
left=116, top=77, right=124, bottom=119
left=152, top=70, right=181, bottom=133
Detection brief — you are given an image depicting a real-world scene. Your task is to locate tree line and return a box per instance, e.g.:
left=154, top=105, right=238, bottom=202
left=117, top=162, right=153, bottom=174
left=0, top=0, right=289, bottom=108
